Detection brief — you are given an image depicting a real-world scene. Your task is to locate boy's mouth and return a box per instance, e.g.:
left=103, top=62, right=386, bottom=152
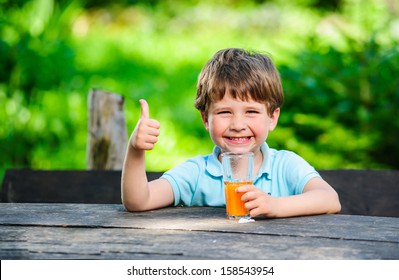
left=225, top=136, right=252, bottom=143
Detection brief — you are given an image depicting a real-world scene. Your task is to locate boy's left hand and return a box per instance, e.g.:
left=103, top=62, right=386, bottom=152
left=236, top=185, right=277, bottom=218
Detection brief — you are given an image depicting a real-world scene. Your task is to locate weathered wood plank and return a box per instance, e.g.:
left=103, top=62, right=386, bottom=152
left=1, top=226, right=397, bottom=260
left=319, top=169, right=399, bottom=217
left=0, top=169, right=163, bottom=203
left=1, top=170, right=121, bottom=203
left=0, top=203, right=398, bottom=243
left=87, top=89, right=127, bottom=170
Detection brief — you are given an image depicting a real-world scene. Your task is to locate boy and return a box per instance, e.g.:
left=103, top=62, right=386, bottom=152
left=121, top=48, right=341, bottom=218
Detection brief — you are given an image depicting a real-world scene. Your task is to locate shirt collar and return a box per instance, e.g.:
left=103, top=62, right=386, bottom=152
left=206, top=146, right=223, bottom=177
left=258, top=142, right=272, bottom=180
left=206, top=143, right=272, bottom=180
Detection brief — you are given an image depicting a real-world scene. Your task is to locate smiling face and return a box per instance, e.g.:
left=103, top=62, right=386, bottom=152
left=196, top=49, right=284, bottom=165
left=201, top=92, right=280, bottom=161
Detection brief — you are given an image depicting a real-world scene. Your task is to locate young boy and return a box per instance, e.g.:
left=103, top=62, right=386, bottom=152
left=121, top=48, right=341, bottom=218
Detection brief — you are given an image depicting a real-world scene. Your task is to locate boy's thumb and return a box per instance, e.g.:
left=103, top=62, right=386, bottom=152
left=139, top=99, right=149, bottom=119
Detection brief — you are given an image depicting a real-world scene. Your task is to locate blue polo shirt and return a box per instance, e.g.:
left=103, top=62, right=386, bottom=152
left=161, top=143, right=320, bottom=207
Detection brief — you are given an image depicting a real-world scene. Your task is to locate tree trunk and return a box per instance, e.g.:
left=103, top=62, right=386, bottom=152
left=87, top=89, right=127, bottom=170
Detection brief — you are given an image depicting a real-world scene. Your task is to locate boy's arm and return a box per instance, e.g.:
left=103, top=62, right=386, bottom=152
left=240, top=177, right=341, bottom=218
left=121, top=99, right=174, bottom=211
left=271, top=177, right=341, bottom=217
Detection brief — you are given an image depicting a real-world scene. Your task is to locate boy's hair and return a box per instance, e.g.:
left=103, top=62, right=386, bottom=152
left=195, top=48, right=284, bottom=116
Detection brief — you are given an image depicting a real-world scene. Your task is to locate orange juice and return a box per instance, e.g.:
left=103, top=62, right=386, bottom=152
left=224, top=181, right=251, bottom=219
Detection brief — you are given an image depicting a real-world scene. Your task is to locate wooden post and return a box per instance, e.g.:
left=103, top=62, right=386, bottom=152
left=87, top=89, right=127, bottom=170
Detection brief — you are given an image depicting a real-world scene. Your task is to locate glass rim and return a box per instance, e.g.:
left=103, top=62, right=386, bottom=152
left=221, top=151, right=254, bottom=158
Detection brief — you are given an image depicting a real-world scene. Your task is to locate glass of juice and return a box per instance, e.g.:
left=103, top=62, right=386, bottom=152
left=221, top=152, right=254, bottom=220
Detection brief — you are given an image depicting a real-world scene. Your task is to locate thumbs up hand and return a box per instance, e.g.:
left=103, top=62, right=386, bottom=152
left=130, top=99, right=160, bottom=150
left=139, top=98, right=150, bottom=119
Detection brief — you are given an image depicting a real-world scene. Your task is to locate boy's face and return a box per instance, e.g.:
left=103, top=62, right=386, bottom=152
left=201, top=93, right=279, bottom=159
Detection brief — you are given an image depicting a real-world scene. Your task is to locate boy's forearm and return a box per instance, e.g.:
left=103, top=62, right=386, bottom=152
left=272, top=188, right=341, bottom=218
left=121, top=146, right=150, bottom=211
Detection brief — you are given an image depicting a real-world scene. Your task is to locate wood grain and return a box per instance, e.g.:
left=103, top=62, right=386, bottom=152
left=0, top=203, right=398, bottom=260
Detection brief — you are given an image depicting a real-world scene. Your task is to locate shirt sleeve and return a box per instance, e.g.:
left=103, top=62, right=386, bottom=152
left=161, top=157, right=203, bottom=206
left=280, top=151, right=321, bottom=195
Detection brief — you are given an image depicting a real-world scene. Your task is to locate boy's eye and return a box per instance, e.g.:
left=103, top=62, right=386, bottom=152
left=247, top=110, right=259, bottom=114
left=217, top=111, right=230, bottom=115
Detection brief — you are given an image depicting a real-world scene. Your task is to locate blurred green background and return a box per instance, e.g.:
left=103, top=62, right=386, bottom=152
left=1, top=0, right=399, bottom=183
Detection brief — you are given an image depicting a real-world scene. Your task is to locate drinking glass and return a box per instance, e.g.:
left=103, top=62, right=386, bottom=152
left=221, top=152, right=254, bottom=220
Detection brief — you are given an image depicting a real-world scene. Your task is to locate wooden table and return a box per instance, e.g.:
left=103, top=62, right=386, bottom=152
left=0, top=203, right=398, bottom=260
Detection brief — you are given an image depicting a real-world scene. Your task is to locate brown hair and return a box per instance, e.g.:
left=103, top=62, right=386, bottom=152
left=195, top=48, right=284, bottom=116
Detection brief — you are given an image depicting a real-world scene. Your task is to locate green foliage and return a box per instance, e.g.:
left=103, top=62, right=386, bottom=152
left=278, top=34, right=399, bottom=168
left=1, top=0, right=398, bottom=183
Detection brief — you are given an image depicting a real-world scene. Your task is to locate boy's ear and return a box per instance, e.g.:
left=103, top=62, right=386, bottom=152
left=201, top=112, right=209, bottom=130
left=269, top=108, right=280, bottom=131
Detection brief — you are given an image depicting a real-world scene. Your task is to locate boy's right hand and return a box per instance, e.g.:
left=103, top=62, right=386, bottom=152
left=129, top=99, right=160, bottom=151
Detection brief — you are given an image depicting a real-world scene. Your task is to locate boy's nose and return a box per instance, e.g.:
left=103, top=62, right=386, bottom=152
left=229, top=115, right=246, bottom=131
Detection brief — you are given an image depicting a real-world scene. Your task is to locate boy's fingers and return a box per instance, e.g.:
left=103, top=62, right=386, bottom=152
left=236, top=184, right=253, bottom=193
left=139, top=99, right=149, bottom=119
